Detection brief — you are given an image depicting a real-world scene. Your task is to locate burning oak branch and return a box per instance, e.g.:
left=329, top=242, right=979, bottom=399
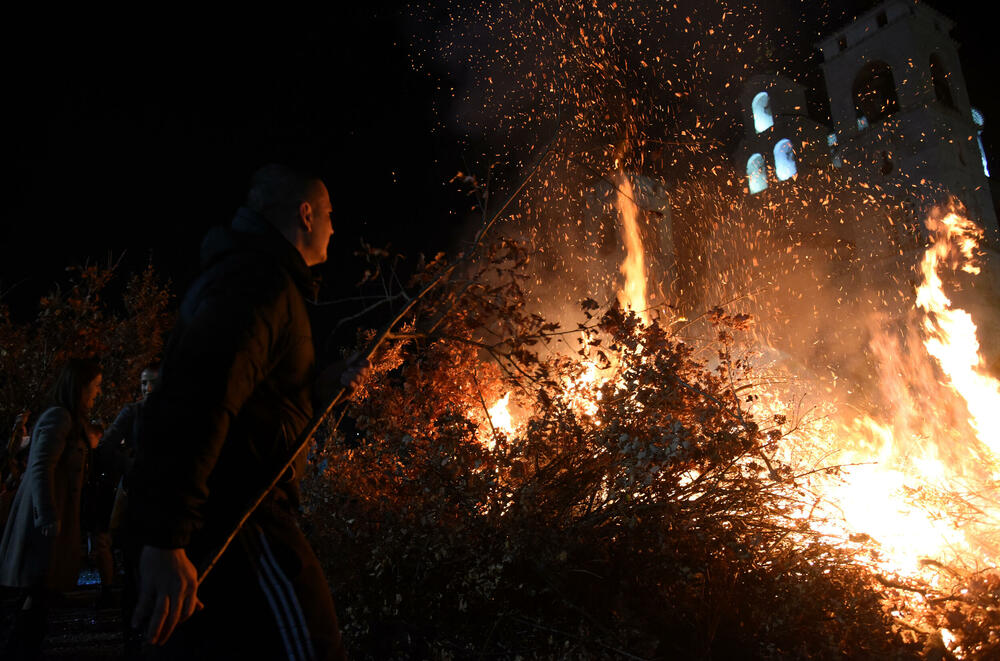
left=240, top=0, right=999, bottom=653
left=300, top=152, right=1000, bottom=658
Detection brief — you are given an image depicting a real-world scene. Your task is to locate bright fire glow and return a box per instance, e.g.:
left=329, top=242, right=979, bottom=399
left=916, top=211, right=1000, bottom=455
left=789, top=207, right=1000, bottom=592
left=487, top=392, right=515, bottom=438
left=565, top=361, right=603, bottom=420
left=616, top=173, right=650, bottom=325
left=479, top=200, right=1000, bottom=649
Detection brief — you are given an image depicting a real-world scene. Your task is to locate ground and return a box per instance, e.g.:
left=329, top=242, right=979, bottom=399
left=0, top=571, right=126, bottom=659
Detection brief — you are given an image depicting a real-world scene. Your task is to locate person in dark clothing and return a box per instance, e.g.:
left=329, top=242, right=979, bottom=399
left=93, top=363, right=159, bottom=654
left=127, top=164, right=362, bottom=660
left=0, top=411, right=31, bottom=531
left=98, top=363, right=160, bottom=538
left=101, top=365, right=159, bottom=470
left=1, top=359, right=103, bottom=660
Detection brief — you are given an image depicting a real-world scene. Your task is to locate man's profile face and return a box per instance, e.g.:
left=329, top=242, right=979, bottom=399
left=140, top=369, right=159, bottom=399
left=301, top=181, right=334, bottom=266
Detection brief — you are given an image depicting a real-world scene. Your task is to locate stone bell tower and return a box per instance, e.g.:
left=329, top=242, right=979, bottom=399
left=816, top=0, right=997, bottom=243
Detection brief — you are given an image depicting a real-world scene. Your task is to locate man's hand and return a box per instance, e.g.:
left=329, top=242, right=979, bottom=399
left=317, top=352, right=371, bottom=402
left=132, top=546, right=203, bottom=646
left=339, top=352, right=371, bottom=390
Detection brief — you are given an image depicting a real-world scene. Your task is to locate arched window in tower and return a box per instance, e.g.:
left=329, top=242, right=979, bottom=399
left=752, top=92, right=774, bottom=133
left=747, top=153, right=767, bottom=194
left=972, top=107, right=990, bottom=177
left=852, top=61, right=899, bottom=125
left=930, top=53, right=955, bottom=109
left=774, top=139, right=797, bottom=181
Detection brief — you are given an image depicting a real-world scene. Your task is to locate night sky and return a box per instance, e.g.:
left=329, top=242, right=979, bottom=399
left=2, top=1, right=996, bottom=321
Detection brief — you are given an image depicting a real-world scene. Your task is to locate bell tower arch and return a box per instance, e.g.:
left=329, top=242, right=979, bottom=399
left=817, top=0, right=997, bottom=242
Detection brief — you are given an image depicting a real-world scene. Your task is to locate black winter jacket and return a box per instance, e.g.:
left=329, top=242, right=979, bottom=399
left=128, top=208, right=317, bottom=556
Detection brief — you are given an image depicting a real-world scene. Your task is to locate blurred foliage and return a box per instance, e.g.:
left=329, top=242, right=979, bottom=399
left=0, top=261, right=173, bottom=431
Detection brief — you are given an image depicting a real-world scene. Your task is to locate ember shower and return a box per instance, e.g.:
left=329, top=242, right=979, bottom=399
left=397, top=0, right=1000, bottom=656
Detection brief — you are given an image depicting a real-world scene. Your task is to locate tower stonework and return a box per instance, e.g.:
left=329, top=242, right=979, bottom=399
left=816, top=0, right=997, bottom=243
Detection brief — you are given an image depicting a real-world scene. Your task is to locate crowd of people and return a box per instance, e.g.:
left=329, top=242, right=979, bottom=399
left=1, top=165, right=360, bottom=660
left=0, top=360, right=159, bottom=659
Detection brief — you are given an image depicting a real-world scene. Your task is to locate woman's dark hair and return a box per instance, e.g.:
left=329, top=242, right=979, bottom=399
left=45, top=358, right=102, bottom=423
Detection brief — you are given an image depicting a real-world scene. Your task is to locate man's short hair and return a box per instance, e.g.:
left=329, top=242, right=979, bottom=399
left=246, top=164, right=321, bottom=227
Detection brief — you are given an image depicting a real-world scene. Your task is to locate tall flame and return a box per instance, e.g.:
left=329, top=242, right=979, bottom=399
left=616, top=173, right=650, bottom=324
left=480, top=197, right=1000, bottom=614
left=916, top=211, right=1000, bottom=455
left=800, top=206, right=1000, bottom=582
left=476, top=187, right=999, bottom=656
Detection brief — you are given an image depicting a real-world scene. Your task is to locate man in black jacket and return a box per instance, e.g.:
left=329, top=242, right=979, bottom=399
left=128, top=164, right=353, bottom=660
left=93, top=364, right=158, bottom=583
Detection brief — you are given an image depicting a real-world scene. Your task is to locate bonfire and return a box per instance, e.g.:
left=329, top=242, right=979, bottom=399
left=300, top=141, right=1000, bottom=659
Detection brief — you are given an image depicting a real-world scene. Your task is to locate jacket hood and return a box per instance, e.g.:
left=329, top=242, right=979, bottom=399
left=200, top=207, right=318, bottom=299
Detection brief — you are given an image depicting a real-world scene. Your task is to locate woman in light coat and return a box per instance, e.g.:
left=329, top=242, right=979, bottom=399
left=0, top=358, right=102, bottom=660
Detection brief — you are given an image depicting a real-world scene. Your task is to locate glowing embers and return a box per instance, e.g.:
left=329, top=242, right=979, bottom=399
left=747, top=153, right=767, bottom=194
left=930, top=53, right=955, bottom=109
left=853, top=60, right=899, bottom=125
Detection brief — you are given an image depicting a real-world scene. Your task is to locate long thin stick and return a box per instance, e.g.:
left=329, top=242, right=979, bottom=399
left=197, top=129, right=562, bottom=580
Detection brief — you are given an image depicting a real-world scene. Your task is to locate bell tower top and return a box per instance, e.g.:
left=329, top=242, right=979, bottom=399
left=815, top=0, right=996, bottom=240
left=817, top=0, right=965, bottom=135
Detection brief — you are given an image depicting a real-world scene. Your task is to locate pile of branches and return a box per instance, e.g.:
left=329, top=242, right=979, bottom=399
left=881, top=565, right=1000, bottom=659
left=302, top=240, right=926, bottom=659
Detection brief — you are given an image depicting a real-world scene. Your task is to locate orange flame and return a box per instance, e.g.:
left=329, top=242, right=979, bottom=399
left=487, top=392, right=515, bottom=438
left=792, top=206, right=1000, bottom=586
left=916, top=211, right=1000, bottom=455
left=480, top=201, right=1000, bottom=620
left=616, top=173, right=650, bottom=324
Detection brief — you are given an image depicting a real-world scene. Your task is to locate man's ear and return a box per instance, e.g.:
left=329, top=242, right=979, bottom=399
left=298, top=200, right=314, bottom=231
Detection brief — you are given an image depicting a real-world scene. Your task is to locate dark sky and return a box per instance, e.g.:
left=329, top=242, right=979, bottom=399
left=1, top=6, right=471, bottom=316
left=1, top=1, right=995, bottom=319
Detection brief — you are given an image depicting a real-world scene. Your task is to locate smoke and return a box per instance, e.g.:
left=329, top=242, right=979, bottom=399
left=400, top=0, right=999, bottom=396
left=405, top=0, right=856, bottom=153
